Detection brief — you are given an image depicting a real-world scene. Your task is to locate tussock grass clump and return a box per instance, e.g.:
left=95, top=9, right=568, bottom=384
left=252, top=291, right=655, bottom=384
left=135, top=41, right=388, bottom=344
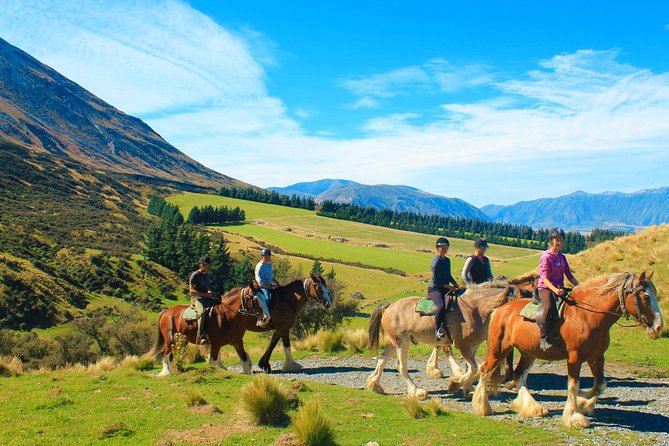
left=239, top=375, right=291, bottom=425
left=343, top=329, right=367, bottom=353
left=121, top=355, right=154, bottom=371
left=403, top=396, right=448, bottom=419
left=185, top=390, right=208, bottom=407
left=292, top=399, right=336, bottom=446
left=0, top=355, right=24, bottom=376
left=98, top=422, right=134, bottom=439
left=186, top=344, right=208, bottom=363
left=403, top=395, right=428, bottom=419
left=88, top=356, right=117, bottom=372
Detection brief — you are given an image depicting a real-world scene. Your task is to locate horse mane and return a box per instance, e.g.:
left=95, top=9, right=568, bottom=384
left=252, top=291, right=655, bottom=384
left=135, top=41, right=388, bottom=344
left=573, top=272, right=630, bottom=301
left=468, top=280, right=509, bottom=290
left=221, top=287, right=244, bottom=300
left=508, top=272, right=538, bottom=285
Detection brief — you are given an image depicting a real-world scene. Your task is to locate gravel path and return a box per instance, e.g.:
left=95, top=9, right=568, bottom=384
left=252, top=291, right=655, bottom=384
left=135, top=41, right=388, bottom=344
left=232, top=355, right=669, bottom=445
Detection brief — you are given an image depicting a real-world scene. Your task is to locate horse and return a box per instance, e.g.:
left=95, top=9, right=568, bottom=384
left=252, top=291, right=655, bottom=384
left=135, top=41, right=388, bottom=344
left=472, top=271, right=664, bottom=428
left=145, top=285, right=263, bottom=376
left=367, top=282, right=513, bottom=400
left=244, top=274, right=332, bottom=373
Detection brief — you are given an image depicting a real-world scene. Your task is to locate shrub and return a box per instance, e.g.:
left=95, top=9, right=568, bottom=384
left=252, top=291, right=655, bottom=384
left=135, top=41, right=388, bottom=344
left=88, top=356, right=117, bottom=372
left=0, top=355, right=23, bottom=376
left=172, top=333, right=189, bottom=373
left=292, top=399, right=336, bottom=446
left=185, top=390, right=208, bottom=407
left=343, top=329, right=367, bottom=354
left=239, top=375, right=290, bottom=425
left=121, top=355, right=154, bottom=371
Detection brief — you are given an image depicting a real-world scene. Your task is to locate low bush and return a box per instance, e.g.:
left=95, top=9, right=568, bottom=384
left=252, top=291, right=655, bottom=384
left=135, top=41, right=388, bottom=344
left=292, top=399, right=336, bottom=446
left=239, top=375, right=291, bottom=425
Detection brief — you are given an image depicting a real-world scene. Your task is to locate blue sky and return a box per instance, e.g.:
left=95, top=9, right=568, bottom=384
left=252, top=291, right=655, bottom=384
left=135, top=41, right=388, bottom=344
left=2, top=1, right=669, bottom=206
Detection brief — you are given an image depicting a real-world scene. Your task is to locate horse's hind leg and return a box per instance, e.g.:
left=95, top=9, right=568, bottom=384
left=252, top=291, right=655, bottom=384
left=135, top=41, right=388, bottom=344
left=157, top=328, right=173, bottom=377
left=367, top=342, right=395, bottom=394
left=449, top=344, right=479, bottom=396
left=577, top=355, right=605, bottom=416
left=397, top=338, right=428, bottom=400
left=509, top=354, right=547, bottom=418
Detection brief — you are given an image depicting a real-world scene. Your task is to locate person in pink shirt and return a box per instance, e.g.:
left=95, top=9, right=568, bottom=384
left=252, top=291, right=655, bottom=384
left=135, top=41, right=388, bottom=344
left=536, top=228, right=579, bottom=350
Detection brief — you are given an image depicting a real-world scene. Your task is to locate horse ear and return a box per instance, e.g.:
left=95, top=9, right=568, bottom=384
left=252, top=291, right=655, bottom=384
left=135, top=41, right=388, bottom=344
left=638, top=271, right=646, bottom=282
left=647, top=271, right=654, bottom=280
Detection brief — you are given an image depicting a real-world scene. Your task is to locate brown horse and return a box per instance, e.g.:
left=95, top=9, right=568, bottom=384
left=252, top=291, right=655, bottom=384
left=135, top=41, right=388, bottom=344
left=367, top=282, right=513, bottom=399
left=145, top=286, right=263, bottom=376
left=472, top=272, right=664, bottom=428
left=245, top=275, right=332, bottom=373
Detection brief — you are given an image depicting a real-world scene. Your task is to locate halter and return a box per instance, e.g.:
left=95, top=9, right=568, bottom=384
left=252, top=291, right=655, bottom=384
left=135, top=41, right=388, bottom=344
left=617, top=273, right=646, bottom=323
left=222, top=287, right=261, bottom=317
left=303, top=277, right=318, bottom=299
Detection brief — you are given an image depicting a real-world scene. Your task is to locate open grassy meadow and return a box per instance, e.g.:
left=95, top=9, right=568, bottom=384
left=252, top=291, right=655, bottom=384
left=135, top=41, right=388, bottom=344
left=0, top=363, right=567, bottom=446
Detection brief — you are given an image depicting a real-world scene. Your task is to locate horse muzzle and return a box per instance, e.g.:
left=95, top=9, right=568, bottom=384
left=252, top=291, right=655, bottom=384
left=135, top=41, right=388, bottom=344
left=648, top=311, right=664, bottom=335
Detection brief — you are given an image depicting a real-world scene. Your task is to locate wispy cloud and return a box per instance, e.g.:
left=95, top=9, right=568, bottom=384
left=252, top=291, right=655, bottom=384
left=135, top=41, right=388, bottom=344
left=339, top=58, right=492, bottom=104
left=2, top=3, right=668, bottom=205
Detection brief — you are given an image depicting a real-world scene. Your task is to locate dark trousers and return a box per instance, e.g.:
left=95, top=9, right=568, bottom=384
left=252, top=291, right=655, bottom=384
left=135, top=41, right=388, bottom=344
left=428, top=288, right=450, bottom=331
left=536, top=288, right=555, bottom=338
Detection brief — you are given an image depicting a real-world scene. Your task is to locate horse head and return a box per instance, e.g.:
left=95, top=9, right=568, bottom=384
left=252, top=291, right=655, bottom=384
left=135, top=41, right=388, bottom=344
left=305, top=274, right=332, bottom=308
left=632, top=271, right=664, bottom=335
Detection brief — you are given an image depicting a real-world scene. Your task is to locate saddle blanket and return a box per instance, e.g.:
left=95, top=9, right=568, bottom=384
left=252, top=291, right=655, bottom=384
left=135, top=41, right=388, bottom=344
left=519, top=299, right=566, bottom=321
left=183, top=306, right=198, bottom=322
left=415, top=297, right=457, bottom=316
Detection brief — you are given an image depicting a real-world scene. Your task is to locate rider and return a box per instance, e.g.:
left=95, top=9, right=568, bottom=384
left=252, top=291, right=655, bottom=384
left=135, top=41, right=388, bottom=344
left=427, top=237, right=460, bottom=341
left=254, top=248, right=277, bottom=327
left=461, top=238, right=494, bottom=285
left=189, top=255, right=218, bottom=345
left=536, top=228, right=579, bottom=351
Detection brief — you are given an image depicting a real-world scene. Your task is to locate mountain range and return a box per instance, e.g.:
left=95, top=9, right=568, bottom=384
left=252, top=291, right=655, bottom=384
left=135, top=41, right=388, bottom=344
left=269, top=179, right=489, bottom=220
left=0, top=37, right=244, bottom=190
left=271, top=180, right=669, bottom=231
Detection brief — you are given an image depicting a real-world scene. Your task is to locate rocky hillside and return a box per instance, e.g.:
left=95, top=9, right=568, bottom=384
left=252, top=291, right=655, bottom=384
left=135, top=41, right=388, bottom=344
left=270, top=179, right=488, bottom=219
left=481, top=188, right=669, bottom=232
left=0, top=37, right=244, bottom=190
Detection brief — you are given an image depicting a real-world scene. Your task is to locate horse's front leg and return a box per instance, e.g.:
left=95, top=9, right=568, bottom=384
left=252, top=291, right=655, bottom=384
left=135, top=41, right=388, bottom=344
left=508, top=353, right=546, bottom=417
left=562, top=357, right=589, bottom=428
left=450, top=344, right=478, bottom=396
left=208, top=344, right=228, bottom=371
left=577, top=356, right=606, bottom=416
left=258, top=330, right=282, bottom=373
left=425, top=346, right=444, bottom=379
left=232, top=342, right=253, bottom=375
left=281, top=332, right=301, bottom=371
left=397, top=339, right=428, bottom=400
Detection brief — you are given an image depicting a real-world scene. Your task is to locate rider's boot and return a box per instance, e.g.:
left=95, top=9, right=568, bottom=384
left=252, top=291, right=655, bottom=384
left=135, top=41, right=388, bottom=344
left=197, top=312, right=208, bottom=345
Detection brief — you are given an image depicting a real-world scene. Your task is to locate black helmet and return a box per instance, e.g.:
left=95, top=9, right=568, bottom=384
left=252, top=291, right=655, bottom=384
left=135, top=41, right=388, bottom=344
left=474, top=238, right=488, bottom=248
left=199, top=255, right=211, bottom=265
left=548, top=228, right=566, bottom=241
left=435, top=237, right=450, bottom=247
left=261, top=248, right=271, bottom=256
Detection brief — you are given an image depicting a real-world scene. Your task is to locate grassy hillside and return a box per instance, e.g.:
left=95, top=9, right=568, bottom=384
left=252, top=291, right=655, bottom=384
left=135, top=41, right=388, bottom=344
left=0, top=140, right=187, bottom=330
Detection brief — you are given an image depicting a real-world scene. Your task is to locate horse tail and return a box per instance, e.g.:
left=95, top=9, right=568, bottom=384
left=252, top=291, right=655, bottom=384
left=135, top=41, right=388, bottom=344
left=367, top=302, right=390, bottom=353
left=143, top=309, right=168, bottom=359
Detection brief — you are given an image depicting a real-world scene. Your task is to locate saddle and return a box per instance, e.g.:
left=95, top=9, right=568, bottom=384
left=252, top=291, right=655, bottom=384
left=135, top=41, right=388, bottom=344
left=415, top=294, right=458, bottom=317
left=518, top=289, right=572, bottom=321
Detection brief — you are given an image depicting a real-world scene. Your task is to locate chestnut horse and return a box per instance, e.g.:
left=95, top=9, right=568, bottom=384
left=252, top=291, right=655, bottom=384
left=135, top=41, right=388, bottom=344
left=245, top=274, right=332, bottom=373
left=367, top=282, right=513, bottom=399
left=472, top=272, right=664, bottom=428
left=145, top=286, right=263, bottom=376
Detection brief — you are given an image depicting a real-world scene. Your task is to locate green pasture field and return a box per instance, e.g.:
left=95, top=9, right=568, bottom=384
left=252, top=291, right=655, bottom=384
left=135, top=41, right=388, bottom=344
left=168, top=192, right=540, bottom=279
left=0, top=365, right=574, bottom=446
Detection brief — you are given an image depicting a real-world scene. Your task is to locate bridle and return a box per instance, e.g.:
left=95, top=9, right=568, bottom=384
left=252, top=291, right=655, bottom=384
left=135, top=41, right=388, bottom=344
left=566, top=273, right=650, bottom=327
left=221, top=287, right=262, bottom=317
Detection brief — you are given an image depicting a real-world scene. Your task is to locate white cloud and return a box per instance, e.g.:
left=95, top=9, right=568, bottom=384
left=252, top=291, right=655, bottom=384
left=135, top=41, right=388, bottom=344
left=339, top=58, right=492, bottom=99
left=2, top=3, right=668, bottom=205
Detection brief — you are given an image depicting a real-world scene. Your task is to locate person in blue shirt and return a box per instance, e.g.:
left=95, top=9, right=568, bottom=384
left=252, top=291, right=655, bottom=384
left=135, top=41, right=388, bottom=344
left=254, top=248, right=277, bottom=326
left=427, top=237, right=460, bottom=341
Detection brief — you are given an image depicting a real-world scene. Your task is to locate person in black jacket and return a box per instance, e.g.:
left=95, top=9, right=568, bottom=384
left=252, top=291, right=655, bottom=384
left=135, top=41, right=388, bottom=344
left=427, top=237, right=460, bottom=341
left=461, top=238, right=493, bottom=285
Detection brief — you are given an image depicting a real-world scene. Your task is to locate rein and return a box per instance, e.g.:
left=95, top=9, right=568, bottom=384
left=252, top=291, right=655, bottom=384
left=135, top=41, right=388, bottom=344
left=564, top=273, right=647, bottom=328
left=221, top=288, right=261, bottom=317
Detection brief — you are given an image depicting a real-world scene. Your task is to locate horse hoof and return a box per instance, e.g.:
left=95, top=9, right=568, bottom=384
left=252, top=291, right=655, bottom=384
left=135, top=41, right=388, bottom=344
left=367, top=382, right=385, bottom=394
left=426, top=369, right=444, bottom=379
left=415, top=389, right=429, bottom=400
left=563, top=412, right=590, bottom=428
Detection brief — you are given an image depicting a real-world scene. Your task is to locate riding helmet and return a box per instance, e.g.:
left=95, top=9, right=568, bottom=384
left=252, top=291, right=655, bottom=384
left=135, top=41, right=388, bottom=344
left=435, top=237, right=450, bottom=247
left=261, top=248, right=272, bottom=256
left=548, top=228, right=566, bottom=240
left=474, top=238, right=488, bottom=248
left=199, top=255, right=211, bottom=265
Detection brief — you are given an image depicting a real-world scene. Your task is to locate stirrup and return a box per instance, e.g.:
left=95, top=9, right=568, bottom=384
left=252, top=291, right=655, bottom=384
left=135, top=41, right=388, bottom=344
left=435, top=327, right=447, bottom=341
left=197, top=336, right=209, bottom=345
left=257, top=315, right=271, bottom=327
